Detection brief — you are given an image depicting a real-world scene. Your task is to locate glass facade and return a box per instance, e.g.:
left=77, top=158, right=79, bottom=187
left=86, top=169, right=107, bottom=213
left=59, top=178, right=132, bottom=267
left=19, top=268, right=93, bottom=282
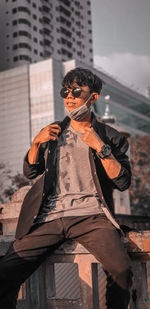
left=30, top=59, right=55, bottom=140
left=93, top=77, right=150, bottom=135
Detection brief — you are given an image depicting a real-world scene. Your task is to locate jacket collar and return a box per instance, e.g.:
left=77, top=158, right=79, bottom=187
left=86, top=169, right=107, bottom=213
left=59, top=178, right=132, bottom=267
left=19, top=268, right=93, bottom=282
left=59, top=112, right=100, bottom=134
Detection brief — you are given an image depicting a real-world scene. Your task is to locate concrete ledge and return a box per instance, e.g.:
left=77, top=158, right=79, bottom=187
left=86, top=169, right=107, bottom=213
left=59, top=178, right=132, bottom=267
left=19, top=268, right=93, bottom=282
left=127, top=230, right=150, bottom=260
left=0, top=231, right=150, bottom=260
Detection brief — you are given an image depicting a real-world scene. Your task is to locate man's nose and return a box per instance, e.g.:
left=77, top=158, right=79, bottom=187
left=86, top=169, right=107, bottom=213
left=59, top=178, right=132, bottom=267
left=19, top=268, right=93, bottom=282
left=67, top=90, right=74, bottom=99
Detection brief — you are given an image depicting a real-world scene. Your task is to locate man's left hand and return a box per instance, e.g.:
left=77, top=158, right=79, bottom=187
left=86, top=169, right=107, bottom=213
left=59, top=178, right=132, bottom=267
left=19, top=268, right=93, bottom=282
left=81, top=127, right=104, bottom=152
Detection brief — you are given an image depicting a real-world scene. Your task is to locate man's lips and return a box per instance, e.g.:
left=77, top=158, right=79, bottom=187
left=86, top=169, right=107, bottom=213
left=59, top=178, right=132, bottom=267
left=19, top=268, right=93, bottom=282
left=67, top=102, right=75, bottom=106
left=66, top=102, right=76, bottom=109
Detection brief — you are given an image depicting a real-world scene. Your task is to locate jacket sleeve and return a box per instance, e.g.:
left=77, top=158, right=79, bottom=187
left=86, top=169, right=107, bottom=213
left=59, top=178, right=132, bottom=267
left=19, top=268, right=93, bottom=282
left=106, top=126, right=132, bottom=191
left=23, top=142, right=47, bottom=179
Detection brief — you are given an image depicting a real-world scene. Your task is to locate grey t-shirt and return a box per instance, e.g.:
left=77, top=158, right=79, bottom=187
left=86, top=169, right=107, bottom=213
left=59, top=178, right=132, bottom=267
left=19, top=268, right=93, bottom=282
left=35, top=125, right=103, bottom=224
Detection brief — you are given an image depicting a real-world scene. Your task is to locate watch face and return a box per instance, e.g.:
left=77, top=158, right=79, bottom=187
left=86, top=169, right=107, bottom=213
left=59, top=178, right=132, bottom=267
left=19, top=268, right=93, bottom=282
left=102, top=144, right=111, bottom=157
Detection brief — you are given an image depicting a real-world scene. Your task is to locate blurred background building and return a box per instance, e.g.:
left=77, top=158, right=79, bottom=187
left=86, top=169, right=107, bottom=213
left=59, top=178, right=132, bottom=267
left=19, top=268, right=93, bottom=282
left=0, top=0, right=93, bottom=72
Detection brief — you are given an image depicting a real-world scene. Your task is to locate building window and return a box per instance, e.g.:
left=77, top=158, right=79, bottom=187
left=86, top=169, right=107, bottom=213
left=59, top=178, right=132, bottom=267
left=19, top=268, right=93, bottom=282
left=43, top=28, right=51, bottom=35
left=60, top=16, right=71, bottom=27
left=19, top=43, right=32, bottom=50
left=61, top=37, right=72, bottom=48
left=13, top=32, right=18, bottom=37
left=13, top=44, right=18, bottom=50
left=61, top=48, right=72, bottom=58
left=13, top=56, right=18, bottom=62
left=33, top=14, right=37, bottom=20
left=19, top=19, right=29, bottom=26
left=33, top=26, right=37, bottom=31
left=42, top=16, right=50, bottom=24
left=32, top=3, right=37, bottom=8
left=60, top=27, right=71, bottom=37
left=12, top=8, right=17, bottom=14
left=42, top=5, right=50, bottom=13
left=17, top=19, right=31, bottom=26
left=19, top=31, right=31, bottom=38
left=77, top=51, right=82, bottom=56
left=59, top=0, right=70, bottom=6
left=44, top=39, right=51, bottom=47
left=44, top=51, right=51, bottom=57
left=34, top=49, right=38, bottom=54
left=34, top=38, right=38, bottom=43
left=12, top=20, right=17, bottom=25
left=18, top=7, right=31, bottom=15
left=13, top=7, right=31, bottom=15
left=59, top=5, right=71, bottom=17
left=19, top=55, right=31, bottom=61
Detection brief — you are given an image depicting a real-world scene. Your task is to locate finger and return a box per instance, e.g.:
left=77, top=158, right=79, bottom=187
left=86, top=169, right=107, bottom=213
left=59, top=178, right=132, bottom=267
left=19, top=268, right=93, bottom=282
left=50, top=135, right=58, bottom=141
left=49, top=132, right=59, bottom=138
left=49, top=124, right=61, bottom=131
left=49, top=128, right=61, bottom=134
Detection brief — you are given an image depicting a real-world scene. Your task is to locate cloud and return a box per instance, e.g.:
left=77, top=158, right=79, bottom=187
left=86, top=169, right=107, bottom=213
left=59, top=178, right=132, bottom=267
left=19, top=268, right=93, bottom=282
left=94, top=53, right=150, bottom=96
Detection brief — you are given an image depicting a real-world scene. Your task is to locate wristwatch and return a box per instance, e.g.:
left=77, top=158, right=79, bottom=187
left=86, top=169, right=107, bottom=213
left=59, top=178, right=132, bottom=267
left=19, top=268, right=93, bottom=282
left=96, top=144, right=111, bottom=159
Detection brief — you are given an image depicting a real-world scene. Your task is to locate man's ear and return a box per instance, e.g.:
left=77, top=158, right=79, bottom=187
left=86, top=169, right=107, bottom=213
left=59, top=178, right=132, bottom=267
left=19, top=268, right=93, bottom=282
left=91, top=93, right=99, bottom=104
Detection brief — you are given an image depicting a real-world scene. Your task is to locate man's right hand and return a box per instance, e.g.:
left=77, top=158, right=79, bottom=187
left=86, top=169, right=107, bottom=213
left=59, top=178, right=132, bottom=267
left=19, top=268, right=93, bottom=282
left=33, top=124, right=61, bottom=146
left=28, top=124, right=61, bottom=164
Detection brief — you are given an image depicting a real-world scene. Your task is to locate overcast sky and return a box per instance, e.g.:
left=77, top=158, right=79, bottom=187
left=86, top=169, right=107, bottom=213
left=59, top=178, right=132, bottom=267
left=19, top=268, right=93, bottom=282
left=91, top=0, right=150, bottom=96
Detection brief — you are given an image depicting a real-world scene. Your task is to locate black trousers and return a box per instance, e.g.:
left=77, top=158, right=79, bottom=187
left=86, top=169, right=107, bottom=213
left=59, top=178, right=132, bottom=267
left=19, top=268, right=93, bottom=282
left=0, top=214, right=133, bottom=309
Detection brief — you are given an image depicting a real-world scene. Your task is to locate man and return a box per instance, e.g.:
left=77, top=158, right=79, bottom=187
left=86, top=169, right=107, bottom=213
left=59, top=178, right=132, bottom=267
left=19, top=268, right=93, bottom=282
left=0, top=67, right=132, bottom=308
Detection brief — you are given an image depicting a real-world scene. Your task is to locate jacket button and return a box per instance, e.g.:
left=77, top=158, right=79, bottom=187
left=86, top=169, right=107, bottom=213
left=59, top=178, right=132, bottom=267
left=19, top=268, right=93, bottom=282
left=43, top=192, right=45, bottom=196
left=34, top=215, right=36, bottom=219
left=48, top=150, right=50, bottom=154
left=46, top=168, right=48, bottom=172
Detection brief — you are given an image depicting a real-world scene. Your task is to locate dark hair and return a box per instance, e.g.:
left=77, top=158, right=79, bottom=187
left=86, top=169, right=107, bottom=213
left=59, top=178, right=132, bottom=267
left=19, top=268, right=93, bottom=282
left=62, top=67, right=102, bottom=94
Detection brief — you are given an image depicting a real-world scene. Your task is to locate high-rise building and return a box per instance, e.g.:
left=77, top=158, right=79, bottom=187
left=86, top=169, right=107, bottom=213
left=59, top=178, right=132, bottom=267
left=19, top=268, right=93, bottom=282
left=0, top=0, right=93, bottom=72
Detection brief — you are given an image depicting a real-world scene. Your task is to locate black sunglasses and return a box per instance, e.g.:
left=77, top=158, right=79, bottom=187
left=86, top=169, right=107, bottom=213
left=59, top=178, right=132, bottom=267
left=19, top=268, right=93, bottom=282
left=60, top=87, right=83, bottom=98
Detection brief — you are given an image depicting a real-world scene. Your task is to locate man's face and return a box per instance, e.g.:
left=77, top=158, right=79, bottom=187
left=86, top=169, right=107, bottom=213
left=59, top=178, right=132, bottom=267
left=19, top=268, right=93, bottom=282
left=63, top=81, right=91, bottom=112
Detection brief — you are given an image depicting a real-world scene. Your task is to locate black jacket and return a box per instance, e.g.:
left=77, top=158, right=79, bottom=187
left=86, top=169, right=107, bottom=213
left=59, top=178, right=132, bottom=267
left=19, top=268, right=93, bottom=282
left=15, top=114, right=131, bottom=239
